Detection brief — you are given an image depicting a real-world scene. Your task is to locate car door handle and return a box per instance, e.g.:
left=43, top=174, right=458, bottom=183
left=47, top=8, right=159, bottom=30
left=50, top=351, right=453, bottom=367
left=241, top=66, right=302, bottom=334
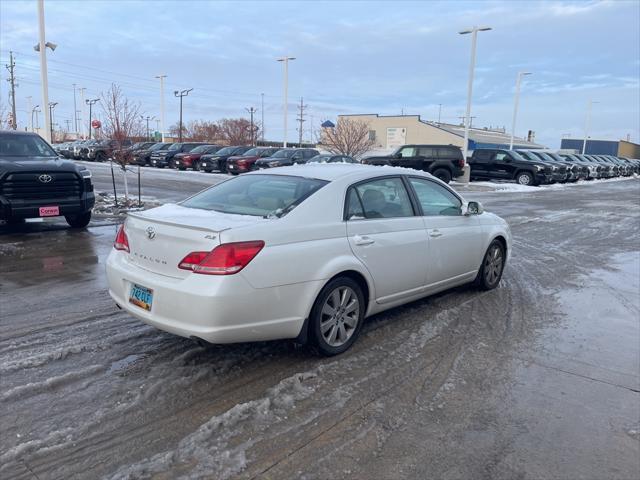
left=429, top=229, right=443, bottom=238
left=353, top=235, right=375, bottom=246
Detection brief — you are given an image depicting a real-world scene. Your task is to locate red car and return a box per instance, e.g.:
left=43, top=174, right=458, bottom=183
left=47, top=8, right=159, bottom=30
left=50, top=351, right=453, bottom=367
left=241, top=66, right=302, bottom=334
left=171, top=145, right=222, bottom=170
left=226, top=147, right=282, bottom=174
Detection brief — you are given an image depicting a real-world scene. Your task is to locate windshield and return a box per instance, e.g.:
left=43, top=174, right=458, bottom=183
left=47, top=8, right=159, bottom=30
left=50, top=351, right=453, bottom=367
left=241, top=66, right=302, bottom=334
left=181, top=174, right=328, bottom=218
left=0, top=133, right=58, bottom=157
left=149, top=143, right=167, bottom=151
left=535, top=152, right=555, bottom=162
left=517, top=151, right=539, bottom=162
left=168, top=143, right=182, bottom=151
left=215, top=147, right=236, bottom=156
left=242, top=148, right=262, bottom=156
left=189, top=145, right=210, bottom=154
left=271, top=150, right=296, bottom=158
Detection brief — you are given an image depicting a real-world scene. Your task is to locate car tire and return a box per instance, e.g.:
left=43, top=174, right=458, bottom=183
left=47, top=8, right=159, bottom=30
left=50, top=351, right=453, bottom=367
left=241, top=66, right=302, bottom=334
left=309, top=277, right=365, bottom=356
left=65, top=211, right=92, bottom=229
left=475, top=240, right=505, bottom=290
left=192, top=161, right=200, bottom=171
left=95, top=151, right=106, bottom=162
left=515, top=171, right=535, bottom=186
left=431, top=168, right=452, bottom=184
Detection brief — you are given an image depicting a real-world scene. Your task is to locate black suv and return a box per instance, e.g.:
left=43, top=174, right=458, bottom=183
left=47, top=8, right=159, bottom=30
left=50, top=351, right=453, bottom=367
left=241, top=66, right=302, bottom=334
left=132, top=142, right=169, bottom=166
left=199, top=146, right=253, bottom=173
left=469, top=148, right=557, bottom=186
left=362, top=145, right=464, bottom=183
left=86, top=139, right=132, bottom=162
left=253, top=148, right=320, bottom=169
left=150, top=142, right=207, bottom=168
left=0, top=131, right=95, bottom=228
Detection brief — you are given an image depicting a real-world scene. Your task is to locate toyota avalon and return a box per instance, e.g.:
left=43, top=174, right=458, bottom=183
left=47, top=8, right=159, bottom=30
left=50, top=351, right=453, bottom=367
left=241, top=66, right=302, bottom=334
left=106, top=164, right=511, bottom=355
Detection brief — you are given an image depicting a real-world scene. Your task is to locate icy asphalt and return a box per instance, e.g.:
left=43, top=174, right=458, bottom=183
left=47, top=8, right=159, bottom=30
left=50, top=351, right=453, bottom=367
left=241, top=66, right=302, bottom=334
left=1, top=165, right=639, bottom=480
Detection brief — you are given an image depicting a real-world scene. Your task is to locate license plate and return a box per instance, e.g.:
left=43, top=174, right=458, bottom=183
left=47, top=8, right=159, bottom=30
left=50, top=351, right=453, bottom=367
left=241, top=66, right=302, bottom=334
left=201, top=163, right=207, bottom=167
left=39, top=206, right=59, bottom=217
left=129, top=284, right=154, bottom=311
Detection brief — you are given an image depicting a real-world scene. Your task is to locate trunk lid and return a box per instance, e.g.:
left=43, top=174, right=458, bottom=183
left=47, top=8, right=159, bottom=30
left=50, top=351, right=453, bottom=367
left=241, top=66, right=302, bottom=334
left=124, top=204, right=268, bottom=278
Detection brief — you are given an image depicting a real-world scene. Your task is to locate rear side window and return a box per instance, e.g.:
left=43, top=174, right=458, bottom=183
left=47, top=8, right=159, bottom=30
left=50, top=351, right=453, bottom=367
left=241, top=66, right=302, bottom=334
left=182, top=174, right=328, bottom=218
left=417, top=147, right=435, bottom=157
left=351, top=177, right=414, bottom=219
left=345, top=188, right=365, bottom=220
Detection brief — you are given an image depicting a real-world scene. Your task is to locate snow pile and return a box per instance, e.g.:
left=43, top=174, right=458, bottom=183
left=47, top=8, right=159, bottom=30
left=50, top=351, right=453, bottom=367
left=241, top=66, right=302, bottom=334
left=93, top=192, right=161, bottom=218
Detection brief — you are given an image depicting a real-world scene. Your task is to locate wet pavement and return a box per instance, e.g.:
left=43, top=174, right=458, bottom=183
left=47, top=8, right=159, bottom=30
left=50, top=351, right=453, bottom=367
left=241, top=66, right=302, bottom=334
left=1, top=175, right=639, bottom=480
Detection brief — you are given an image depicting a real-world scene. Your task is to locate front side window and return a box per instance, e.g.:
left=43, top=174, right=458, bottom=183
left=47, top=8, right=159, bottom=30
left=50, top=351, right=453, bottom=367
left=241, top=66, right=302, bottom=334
left=408, top=178, right=462, bottom=216
left=494, top=152, right=508, bottom=161
left=352, top=177, right=414, bottom=219
left=181, top=174, right=328, bottom=218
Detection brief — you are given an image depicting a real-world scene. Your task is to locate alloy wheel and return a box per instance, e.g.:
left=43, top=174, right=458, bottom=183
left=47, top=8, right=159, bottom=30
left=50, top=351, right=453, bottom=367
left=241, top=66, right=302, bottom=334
left=320, top=286, right=360, bottom=347
left=484, top=244, right=504, bottom=286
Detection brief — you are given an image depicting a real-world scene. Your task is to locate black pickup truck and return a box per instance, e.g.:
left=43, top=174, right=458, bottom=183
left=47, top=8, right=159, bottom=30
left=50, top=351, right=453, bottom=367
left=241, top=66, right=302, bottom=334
left=0, top=131, right=95, bottom=228
left=85, top=139, right=132, bottom=162
left=362, top=144, right=465, bottom=183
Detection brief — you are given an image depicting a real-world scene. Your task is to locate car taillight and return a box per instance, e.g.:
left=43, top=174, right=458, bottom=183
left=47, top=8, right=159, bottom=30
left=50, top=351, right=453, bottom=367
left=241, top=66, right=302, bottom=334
left=237, top=159, right=248, bottom=166
left=458, top=158, right=465, bottom=168
left=178, top=241, right=265, bottom=275
left=114, top=224, right=130, bottom=252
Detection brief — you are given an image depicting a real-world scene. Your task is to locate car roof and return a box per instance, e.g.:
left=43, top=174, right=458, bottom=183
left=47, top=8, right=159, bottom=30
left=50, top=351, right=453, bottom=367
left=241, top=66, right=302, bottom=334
left=245, top=163, right=434, bottom=182
left=0, top=130, right=40, bottom=137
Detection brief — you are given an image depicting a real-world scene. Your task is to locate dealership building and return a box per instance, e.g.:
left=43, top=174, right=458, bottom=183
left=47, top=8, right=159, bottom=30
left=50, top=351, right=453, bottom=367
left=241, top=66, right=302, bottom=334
left=337, top=114, right=545, bottom=152
left=560, top=138, right=640, bottom=158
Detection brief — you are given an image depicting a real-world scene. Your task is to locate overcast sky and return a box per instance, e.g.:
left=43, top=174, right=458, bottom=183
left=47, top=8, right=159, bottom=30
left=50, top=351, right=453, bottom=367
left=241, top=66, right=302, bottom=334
left=1, top=0, right=638, bottom=147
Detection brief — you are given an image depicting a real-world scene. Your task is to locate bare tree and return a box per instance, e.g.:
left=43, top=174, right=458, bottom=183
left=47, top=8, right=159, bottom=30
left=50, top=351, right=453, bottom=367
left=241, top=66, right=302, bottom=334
left=217, top=118, right=260, bottom=145
left=100, top=83, right=144, bottom=201
left=100, top=84, right=144, bottom=147
left=319, top=118, right=374, bottom=158
left=169, top=120, right=221, bottom=142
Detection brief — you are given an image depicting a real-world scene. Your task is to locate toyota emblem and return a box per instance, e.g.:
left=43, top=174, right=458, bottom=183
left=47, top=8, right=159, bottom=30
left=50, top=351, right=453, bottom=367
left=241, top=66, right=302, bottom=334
left=146, top=227, right=156, bottom=240
left=38, top=174, right=53, bottom=183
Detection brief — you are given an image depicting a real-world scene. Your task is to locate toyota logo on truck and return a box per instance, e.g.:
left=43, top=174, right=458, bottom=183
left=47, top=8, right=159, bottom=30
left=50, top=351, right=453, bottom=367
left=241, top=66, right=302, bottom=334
left=38, top=174, right=53, bottom=183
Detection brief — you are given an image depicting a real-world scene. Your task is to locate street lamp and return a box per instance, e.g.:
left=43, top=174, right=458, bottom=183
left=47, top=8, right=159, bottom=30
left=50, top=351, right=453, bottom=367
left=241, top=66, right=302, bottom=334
left=174, top=88, right=193, bottom=143
left=509, top=72, right=532, bottom=150
left=48, top=102, right=58, bottom=143
left=277, top=56, right=295, bottom=148
left=458, top=26, right=491, bottom=180
left=155, top=75, right=167, bottom=141
left=35, top=0, right=56, bottom=142
left=85, top=98, right=99, bottom=139
left=31, top=105, right=40, bottom=132
left=141, top=115, right=155, bottom=141
left=582, top=99, right=599, bottom=154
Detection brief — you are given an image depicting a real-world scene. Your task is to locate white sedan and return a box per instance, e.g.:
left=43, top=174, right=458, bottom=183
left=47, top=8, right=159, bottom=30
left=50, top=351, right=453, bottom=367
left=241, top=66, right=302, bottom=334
left=106, top=164, right=511, bottom=355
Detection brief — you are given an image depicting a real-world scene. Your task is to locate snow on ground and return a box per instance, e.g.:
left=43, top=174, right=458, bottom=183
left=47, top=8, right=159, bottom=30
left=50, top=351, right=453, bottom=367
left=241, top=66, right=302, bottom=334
left=452, top=175, right=638, bottom=193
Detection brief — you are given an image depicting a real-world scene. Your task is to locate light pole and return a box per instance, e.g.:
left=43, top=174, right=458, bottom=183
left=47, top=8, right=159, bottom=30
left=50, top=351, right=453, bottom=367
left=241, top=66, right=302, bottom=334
left=48, top=102, right=57, bottom=143
left=277, top=56, right=295, bottom=147
left=246, top=107, right=257, bottom=146
left=78, top=87, right=86, bottom=138
left=72, top=83, right=78, bottom=133
left=26, top=96, right=33, bottom=131
left=31, top=105, right=40, bottom=132
left=174, top=88, right=193, bottom=143
left=459, top=26, right=491, bottom=180
left=155, top=75, right=167, bottom=141
left=142, top=115, right=155, bottom=141
left=261, top=92, right=265, bottom=141
left=582, top=99, right=599, bottom=154
left=85, top=98, right=99, bottom=139
left=35, top=0, right=56, bottom=143
left=509, top=71, right=532, bottom=150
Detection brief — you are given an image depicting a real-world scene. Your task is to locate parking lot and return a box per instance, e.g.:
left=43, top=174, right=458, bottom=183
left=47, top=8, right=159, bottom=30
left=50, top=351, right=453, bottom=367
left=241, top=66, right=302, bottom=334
left=1, top=167, right=638, bottom=479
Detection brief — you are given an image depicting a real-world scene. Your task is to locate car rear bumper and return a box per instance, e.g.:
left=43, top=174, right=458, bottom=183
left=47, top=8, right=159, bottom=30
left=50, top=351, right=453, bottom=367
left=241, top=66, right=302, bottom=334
left=0, top=192, right=95, bottom=220
left=106, top=250, right=320, bottom=344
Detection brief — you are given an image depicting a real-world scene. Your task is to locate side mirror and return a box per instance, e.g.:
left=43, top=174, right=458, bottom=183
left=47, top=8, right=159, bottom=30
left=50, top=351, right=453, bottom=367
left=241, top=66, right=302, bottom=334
left=463, top=201, right=484, bottom=216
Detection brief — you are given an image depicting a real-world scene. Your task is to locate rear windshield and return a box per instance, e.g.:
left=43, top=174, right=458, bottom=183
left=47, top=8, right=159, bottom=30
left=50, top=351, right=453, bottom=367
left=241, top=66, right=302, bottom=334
left=182, top=174, right=328, bottom=218
left=0, top=133, right=57, bottom=157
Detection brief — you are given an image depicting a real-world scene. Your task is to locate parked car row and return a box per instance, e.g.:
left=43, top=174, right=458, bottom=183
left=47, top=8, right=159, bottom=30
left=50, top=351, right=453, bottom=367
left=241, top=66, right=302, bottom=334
left=469, top=148, right=639, bottom=185
left=54, top=139, right=135, bottom=161
left=124, top=142, right=355, bottom=174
